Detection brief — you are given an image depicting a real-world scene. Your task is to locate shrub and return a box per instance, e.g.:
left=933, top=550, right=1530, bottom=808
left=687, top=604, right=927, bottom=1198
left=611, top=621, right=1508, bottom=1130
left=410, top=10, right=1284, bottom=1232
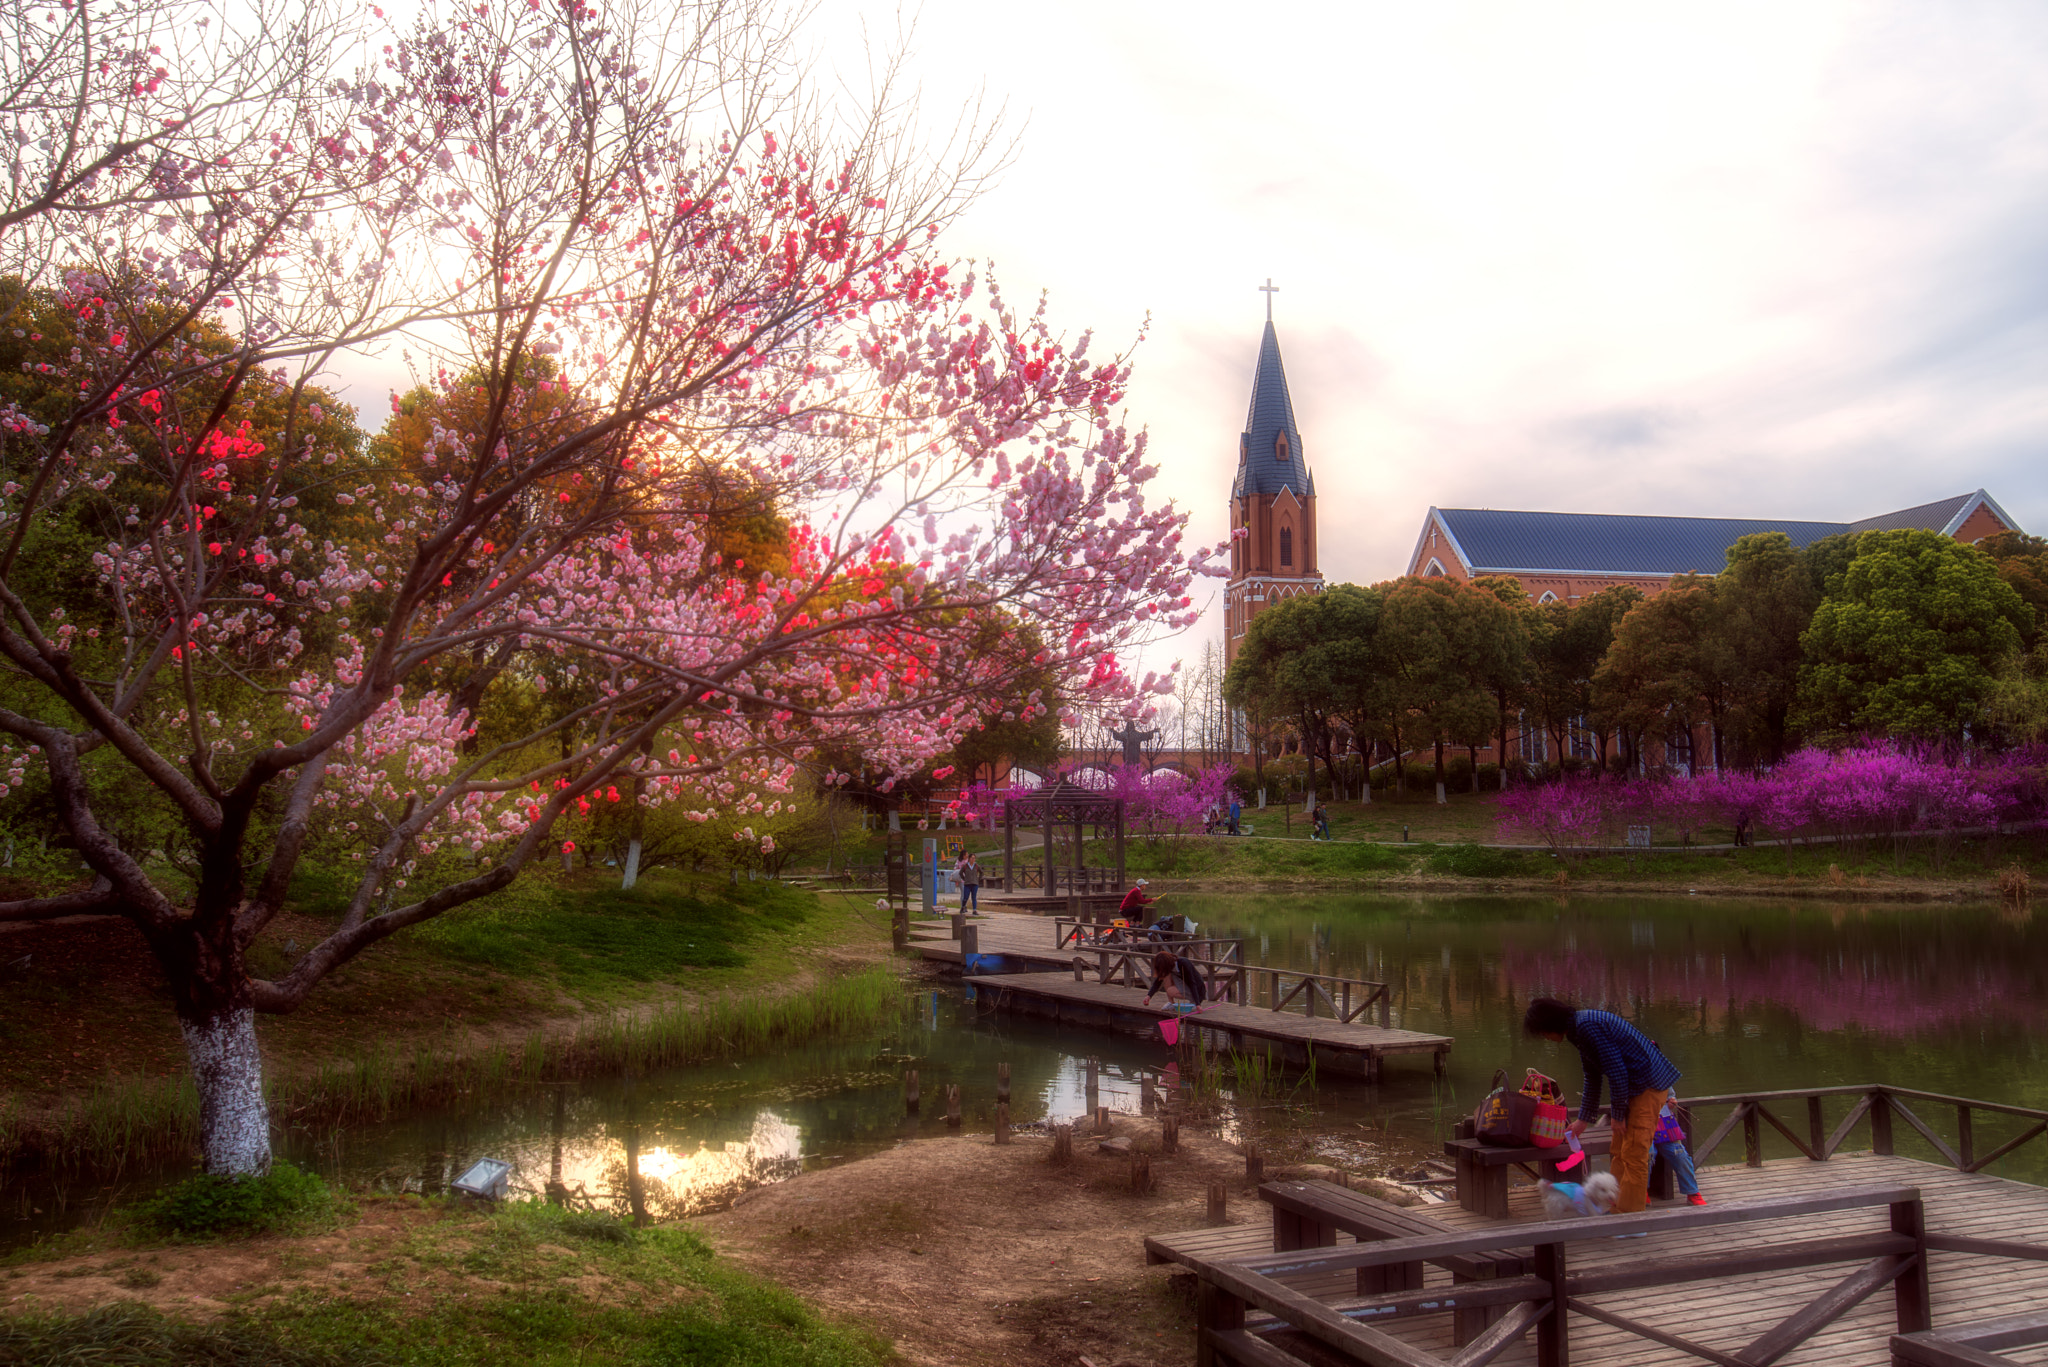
left=137, top=1161, right=338, bottom=1239
left=557, top=1210, right=634, bottom=1243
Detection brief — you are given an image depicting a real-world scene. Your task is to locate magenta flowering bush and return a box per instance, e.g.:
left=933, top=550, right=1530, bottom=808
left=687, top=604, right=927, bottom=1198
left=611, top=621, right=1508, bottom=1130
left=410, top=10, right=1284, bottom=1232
left=1498, top=743, right=2036, bottom=858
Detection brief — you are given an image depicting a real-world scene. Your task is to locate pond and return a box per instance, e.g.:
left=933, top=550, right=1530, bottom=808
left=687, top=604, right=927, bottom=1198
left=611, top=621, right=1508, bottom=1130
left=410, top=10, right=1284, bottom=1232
left=6, top=892, right=2043, bottom=1250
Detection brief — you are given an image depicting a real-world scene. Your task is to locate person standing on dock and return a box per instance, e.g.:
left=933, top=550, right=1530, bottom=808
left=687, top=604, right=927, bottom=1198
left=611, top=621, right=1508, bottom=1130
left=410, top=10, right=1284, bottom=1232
left=956, top=852, right=981, bottom=914
left=1523, top=997, right=1681, bottom=1215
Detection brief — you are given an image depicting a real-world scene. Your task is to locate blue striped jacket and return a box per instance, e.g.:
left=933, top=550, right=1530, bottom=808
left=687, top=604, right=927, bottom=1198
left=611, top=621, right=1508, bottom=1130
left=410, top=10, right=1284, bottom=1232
left=1567, top=1010, right=1682, bottom=1122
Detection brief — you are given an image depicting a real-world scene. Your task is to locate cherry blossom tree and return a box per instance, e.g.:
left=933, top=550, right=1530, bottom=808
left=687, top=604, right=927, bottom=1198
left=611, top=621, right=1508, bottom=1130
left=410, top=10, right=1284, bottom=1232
left=0, top=0, right=1215, bottom=1173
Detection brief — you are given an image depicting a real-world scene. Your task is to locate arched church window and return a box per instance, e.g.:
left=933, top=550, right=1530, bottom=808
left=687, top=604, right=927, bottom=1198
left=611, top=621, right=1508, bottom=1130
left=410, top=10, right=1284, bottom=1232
left=1275, top=430, right=1290, bottom=462
left=1280, top=525, right=1293, bottom=566
left=1538, top=590, right=1558, bottom=604
left=1425, top=558, right=1445, bottom=578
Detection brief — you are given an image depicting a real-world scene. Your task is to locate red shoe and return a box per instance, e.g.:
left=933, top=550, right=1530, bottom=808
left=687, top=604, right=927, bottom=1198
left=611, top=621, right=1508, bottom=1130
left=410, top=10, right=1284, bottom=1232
left=1687, top=1194, right=1707, bottom=1206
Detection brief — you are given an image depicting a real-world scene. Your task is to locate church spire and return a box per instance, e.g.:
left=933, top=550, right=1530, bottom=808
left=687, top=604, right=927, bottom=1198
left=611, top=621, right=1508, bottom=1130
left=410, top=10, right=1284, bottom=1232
left=1232, top=318, right=1313, bottom=500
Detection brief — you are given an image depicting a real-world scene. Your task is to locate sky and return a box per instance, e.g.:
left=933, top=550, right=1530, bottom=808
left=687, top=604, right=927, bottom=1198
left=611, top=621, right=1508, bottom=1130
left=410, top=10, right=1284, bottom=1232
left=794, top=0, right=2048, bottom=659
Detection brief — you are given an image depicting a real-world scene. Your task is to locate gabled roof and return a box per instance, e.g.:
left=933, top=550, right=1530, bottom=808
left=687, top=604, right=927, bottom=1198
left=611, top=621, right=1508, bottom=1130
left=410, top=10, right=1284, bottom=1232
left=1415, top=490, right=2020, bottom=579
left=1231, top=321, right=1314, bottom=499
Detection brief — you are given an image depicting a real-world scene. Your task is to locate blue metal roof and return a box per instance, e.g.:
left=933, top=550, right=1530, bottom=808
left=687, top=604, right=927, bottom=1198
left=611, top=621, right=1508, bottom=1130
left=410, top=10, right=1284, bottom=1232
left=1847, top=492, right=1974, bottom=535
left=1435, top=508, right=1853, bottom=576
left=1232, top=322, right=1314, bottom=500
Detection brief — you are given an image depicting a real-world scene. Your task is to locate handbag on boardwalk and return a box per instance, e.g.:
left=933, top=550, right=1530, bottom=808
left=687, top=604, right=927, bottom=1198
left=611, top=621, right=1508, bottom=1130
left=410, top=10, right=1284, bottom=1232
left=1520, top=1068, right=1569, bottom=1148
left=1476, top=1069, right=1541, bottom=1146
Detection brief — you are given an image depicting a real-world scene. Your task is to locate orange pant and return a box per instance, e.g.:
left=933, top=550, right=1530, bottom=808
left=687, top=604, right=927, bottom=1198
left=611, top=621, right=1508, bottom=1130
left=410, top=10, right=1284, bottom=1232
left=1612, top=1088, right=1670, bottom=1214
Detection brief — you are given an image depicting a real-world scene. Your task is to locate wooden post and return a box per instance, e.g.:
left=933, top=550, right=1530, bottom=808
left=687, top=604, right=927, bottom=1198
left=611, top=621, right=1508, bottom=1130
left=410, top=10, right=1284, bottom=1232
left=996, top=1062, right=1011, bottom=1105
left=891, top=901, right=907, bottom=951
left=904, top=1069, right=920, bottom=1115
left=1890, top=1196, right=1932, bottom=1334
left=959, top=923, right=978, bottom=958
left=1050, top=1123, right=1072, bottom=1164
left=1244, top=1143, right=1263, bottom=1187
left=1096, top=1105, right=1110, bottom=1135
left=1162, top=1115, right=1180, bottom=1154
left=1957, top=1104, right=1975, bottom=1171
left=1871, top=1091, right=1895, bottom=1156
left=945, top=1084, right=961, bottom=1128
left=1195, top=1280, right=1245, bottom=1367
left=1809, top=1094, right=1827, bottom=1161
left=1141, top=1074, right=1156, bottom=1113
left=1535, top=1241, right=1569, bottom=1367
left=1206, top=1181, right=1227, bottom=1227
left=950, top=910, right=965, bottom=936
left=1130, top=1152, right=1152, bottom=1195
left=994, top=1102, right=1011, bottom=1145
left=1072, top=957, right=1085, bottom=982
left=1743, top=1102, right=1763, bottom=1168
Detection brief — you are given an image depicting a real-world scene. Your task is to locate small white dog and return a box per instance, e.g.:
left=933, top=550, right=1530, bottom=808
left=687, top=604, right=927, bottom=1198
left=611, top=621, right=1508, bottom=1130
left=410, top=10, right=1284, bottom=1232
left=1540, top=1171, right=1620, bottom=1219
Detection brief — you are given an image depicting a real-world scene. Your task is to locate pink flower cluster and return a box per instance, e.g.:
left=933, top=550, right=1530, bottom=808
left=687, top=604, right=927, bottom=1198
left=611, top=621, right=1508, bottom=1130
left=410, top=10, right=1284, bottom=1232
left=1497, top=744, right=2038, bottom=854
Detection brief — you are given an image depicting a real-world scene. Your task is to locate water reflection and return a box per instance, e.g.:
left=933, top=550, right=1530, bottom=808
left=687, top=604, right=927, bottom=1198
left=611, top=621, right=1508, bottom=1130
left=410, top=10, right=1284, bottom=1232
left=6, top=893, right=2046, bottom=1249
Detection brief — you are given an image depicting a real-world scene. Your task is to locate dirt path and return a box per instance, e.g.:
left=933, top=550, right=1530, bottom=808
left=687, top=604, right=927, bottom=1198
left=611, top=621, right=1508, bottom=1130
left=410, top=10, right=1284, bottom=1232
left=693, top=1118, right=1388, bottom=1367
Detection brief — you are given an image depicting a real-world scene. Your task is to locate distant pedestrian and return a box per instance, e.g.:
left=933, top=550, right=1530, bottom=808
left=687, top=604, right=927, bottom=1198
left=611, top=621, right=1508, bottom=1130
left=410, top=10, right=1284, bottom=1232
left=956, top=852, right=981, bottom=913
left=1227, top=795, right=1242, bottom=836
left=1523, top=997, right=1681, bottom=1215
left=1312, top=806, right=1331, bottom=841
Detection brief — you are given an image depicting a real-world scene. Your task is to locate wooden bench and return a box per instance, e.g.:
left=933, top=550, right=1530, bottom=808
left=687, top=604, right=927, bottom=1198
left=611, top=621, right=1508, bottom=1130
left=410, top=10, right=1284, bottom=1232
left=1259, top=1179, right=1526, bottom=1346
left=1444, top=1132, right=1673, bottom=1217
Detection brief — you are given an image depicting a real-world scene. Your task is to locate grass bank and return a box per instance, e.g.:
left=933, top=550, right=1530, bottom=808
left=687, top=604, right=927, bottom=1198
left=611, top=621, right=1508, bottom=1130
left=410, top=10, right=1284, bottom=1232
left=0, top=875, right=898, bottom=1173
left=0, top=1195, right=889, bottom=1366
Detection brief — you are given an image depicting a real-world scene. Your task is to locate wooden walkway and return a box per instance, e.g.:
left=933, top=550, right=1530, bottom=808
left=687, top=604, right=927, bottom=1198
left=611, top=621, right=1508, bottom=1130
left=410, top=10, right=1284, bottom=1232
left=918, top=913, right=1453, bottom=1080
left=1146, top=1153, right=2048, bottom=1366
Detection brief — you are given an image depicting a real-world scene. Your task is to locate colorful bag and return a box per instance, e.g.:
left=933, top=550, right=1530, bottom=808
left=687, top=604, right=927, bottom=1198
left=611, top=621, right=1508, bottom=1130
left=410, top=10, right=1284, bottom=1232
left=1521, top=1069, right=1570, bottom=1148
left=1476, top=1070, right=1541, bottom=1147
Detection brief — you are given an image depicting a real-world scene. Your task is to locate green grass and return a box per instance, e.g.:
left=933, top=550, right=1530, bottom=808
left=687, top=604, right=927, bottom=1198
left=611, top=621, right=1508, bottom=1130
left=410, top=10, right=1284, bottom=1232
left=1422, top=843, right=1532, bottom=878
left=414, top=881, right=815, bottom=992
left=5, top=966, right=906, bottom=1172
left=138, top=1161, right=341, bottom=1240
left=3, top=1201, right=890, bottom=1367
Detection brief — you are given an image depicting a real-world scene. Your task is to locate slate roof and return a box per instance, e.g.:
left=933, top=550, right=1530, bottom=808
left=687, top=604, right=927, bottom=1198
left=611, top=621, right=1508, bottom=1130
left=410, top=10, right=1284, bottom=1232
left=1422, top=490, right=2019, bottom=578
left=1847, top=492, right=1976, bottom=535
left=1232, top=321, right=1314, bottom=500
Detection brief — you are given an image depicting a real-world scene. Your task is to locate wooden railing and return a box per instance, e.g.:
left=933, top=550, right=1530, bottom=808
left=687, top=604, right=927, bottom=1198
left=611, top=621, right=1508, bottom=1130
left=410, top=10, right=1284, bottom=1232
left=1236, top=966, right=1393, bottom=1028
left=1070, top=941, right=1245, bottom=995
left=1053, top=918, right=1201, bottom=950
left=1186, top=1184, right=1931, bottom=1367
left=1681, top=1085, right=2048, bottom=1176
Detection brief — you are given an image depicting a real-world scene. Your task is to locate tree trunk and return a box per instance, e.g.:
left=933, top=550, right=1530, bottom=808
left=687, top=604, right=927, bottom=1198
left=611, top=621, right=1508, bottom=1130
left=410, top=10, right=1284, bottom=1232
left=621, top=773, right=645, bottom=889
left=1359, top=738, right=1372, bottom=804
left=1434, top=737, right=1447, bottom=805
left=1468, top=744, right=1479, bottom=794
left=182, top=1007, right=272, bottom=1175
left=1497, top=690, right=1513, bottom=791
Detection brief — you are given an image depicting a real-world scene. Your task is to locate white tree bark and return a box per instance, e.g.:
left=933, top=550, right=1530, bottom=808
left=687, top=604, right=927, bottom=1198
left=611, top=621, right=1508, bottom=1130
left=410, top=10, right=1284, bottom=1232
left=621, top=836, right=642, bottom=890
left=181, top=1007, right=272, bottom=1175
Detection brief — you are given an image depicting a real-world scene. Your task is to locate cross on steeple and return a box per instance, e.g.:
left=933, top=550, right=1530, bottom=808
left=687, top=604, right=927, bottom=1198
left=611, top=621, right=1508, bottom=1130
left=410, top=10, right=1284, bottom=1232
left=1259, top=277, right=1279, bottom=321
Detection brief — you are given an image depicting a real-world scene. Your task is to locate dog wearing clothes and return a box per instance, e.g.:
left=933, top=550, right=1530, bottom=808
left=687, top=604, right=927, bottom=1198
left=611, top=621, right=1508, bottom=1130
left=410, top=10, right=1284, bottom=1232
left=1540, top=1171, right=1620, bottom=1219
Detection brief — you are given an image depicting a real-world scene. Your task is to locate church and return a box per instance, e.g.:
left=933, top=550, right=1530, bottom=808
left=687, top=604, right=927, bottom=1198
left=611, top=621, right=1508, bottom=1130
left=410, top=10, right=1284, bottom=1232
left=1219, top=302, right=2025, bottom=771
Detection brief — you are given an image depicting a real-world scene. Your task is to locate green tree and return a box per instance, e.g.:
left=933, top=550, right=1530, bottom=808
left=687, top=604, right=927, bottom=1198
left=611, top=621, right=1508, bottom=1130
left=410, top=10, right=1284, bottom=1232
left=1974, top=531, right=2048, bottom=648
left=1795, top=529, right=2032, bottom=739
left=1224, top=591, right=1352, bottom=806
left=1524, top=586, right=1642, bottom=771
left=1718, top=532, right=1822, bottom=765
left=1468, top=577, right=1536, bottom=788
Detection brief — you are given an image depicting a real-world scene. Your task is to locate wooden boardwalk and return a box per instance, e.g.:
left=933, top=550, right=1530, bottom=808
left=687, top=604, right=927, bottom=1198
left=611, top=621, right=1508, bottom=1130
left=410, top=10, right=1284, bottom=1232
left=1146, top=1153, right=2048, bottom=1366
left=918, top=913, right=1453, bottom=1080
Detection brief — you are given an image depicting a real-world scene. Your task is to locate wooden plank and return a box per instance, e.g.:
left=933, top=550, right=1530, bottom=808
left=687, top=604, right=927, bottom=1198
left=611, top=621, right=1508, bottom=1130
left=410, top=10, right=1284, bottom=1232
left=1890, top=1098, right=1966, bottom=1170
left=1938, top=1307, right=2048, bottom=1351
left=1237, top=1186, right=1922, bottom=1279
left=1738, top=1254, right=1912, bottom=1367
left=1448, top=1299, right=1549, bottom=1367
left=1202, top=1328, right=1322, bottom=1367
left=1562, top=1298, right=1750, bottom=1367
left=1564, top=1233, right=1916, bottom=1297
left=1189, top=1257, right=1450, bottom=1367
left=1695, top=1102, right=1750, bottom=1164
left=1925, top=1233, right=2048, bottom=1262
left=1825, top=1095, right=1876, bottom=1158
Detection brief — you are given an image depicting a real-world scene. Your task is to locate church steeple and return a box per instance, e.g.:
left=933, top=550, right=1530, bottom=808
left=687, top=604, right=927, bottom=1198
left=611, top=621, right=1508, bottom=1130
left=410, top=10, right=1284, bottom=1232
left=1224, top=297, right=1324, bottom=667
left=1232, top=320, right=1314, bottom=501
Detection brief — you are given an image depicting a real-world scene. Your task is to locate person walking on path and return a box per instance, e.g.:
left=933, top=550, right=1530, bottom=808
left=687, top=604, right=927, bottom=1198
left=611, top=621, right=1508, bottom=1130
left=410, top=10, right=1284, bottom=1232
left=1227, top=794, right=1242, bottom=836
left=1523, top=997, right=1681, bottom=1214
left=956, top=852, right=981, bottom=913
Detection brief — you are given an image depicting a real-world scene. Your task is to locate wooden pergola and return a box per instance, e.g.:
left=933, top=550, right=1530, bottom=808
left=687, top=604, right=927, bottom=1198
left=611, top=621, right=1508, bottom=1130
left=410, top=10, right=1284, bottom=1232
left=1001, top=779, right=1127, bottom=911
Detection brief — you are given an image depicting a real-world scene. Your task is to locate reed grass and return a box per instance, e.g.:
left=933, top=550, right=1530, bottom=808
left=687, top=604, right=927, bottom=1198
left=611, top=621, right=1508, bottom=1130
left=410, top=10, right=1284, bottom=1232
left=2, top=967, right=905, bottom=1175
